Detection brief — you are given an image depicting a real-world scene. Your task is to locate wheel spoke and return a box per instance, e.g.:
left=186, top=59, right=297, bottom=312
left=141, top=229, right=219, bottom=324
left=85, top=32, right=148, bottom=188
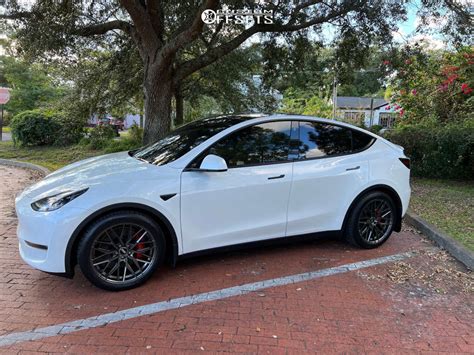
left=91, top=223, right=156, bottom=283
left=358, top=198, right=394, bottom=243
left=93, top=256, right=118, bottom=267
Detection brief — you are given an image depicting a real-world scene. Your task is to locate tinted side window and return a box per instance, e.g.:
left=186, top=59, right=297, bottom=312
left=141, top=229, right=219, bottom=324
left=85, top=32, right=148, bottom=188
left=298, top=122, right=352, bottom=159
left=208, top=121, right=292, bottom=168
left=352, top=130, right=375, bottom=151
left=297, top=122, right=375, bottom=159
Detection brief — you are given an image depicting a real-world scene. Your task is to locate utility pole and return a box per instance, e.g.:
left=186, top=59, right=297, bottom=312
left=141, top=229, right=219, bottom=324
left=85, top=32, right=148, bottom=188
left=369, top=97, right=374, bottom=127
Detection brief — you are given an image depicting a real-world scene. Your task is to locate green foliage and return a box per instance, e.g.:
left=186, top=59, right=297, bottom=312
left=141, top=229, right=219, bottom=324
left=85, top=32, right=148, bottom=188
left=368, top=125, right=383, bottom=134
left=384, top=46, right=473, bottom=126
left=43, top=108, right=85, bottom=146
left=387, top=123, right=474, bottom=180
left=87, top=125, right=117, bottom=149
left=128, top=124, right=143, bottom=143
left=9, top=108, right=84, bottom=147
left=0, top=56, right=65, bottom=116
left=103, top=137, right=142, bottom=153
left=11, top=110, right=61, bottom=146
left=280, top=88, right=332, bottom=118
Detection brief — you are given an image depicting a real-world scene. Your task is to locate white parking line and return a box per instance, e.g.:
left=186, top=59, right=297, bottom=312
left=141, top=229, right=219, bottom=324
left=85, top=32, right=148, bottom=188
left=0, top=250, right=423, bottom=347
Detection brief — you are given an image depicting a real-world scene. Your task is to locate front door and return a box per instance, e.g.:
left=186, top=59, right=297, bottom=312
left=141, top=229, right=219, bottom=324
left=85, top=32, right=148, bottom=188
left=180, top=121, right=295, bottom=254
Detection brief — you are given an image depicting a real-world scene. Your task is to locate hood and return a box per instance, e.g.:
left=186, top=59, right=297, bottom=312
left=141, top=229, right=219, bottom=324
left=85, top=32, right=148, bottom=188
left=21, top=152, right=150, bottom=200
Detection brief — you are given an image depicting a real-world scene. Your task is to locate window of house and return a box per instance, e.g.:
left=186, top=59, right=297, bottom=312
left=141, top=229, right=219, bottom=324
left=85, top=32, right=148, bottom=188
left=379, top=113, right=396, bottom=128
left=343, top=111, right=365, bottom=124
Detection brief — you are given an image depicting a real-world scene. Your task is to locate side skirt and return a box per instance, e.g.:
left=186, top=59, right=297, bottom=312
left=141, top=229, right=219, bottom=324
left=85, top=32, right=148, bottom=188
left=177, top=230, right=342, bottom=262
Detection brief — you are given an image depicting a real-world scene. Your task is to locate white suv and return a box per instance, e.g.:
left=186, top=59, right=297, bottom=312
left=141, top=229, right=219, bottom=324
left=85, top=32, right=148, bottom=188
left=16, top=114, right=411, bottom=290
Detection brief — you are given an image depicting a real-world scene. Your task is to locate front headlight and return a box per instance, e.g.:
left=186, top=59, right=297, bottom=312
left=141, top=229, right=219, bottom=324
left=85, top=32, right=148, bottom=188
left=31, top=188, right=89, bottom=212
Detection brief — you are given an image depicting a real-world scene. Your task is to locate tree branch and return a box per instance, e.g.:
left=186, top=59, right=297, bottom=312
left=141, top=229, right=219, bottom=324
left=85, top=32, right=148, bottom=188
left=444, top=0, right=473, bottom=27
left=162, top=0, right=219, bottom=59
left=74, top=20, right=132, bottom=36
left=147, top=0, right=164, bottom=41
left=120, top=0, right=162, bottom=51
left=175, top=2, right=357, bottom=82
left=0, top=11, right=31, bottom=20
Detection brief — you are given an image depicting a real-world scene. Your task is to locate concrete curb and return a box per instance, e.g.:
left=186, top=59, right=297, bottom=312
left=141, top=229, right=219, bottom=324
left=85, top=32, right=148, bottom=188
left=0, top=158, right=50, bottom=176
left=405, top=211, right=473, bottom=270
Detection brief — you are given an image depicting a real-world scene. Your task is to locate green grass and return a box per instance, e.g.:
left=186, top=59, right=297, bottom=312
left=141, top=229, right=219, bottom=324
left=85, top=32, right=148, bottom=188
left=0, top=141, right=105, bottom=171
left=410, top=178, right=474, bottom=251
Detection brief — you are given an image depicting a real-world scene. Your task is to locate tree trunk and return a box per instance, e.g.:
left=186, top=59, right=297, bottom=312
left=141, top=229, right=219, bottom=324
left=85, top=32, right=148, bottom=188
left=174, top=86, right=184, bottom=127
left=143, top=64, right=174, bottom=145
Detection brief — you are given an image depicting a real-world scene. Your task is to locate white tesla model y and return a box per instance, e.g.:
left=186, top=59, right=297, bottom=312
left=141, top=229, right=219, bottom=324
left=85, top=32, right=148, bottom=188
left=16, top=114, right=411, bottom=290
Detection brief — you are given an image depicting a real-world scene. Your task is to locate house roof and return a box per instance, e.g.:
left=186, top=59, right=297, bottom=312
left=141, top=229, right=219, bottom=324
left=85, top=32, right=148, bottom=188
left=336, top=96, right=388, bottom=110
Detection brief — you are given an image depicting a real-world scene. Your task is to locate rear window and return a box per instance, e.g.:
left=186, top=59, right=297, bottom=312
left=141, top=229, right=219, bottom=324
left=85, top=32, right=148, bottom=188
left=352, top=129, right=375, bottom=151
left=297, top=121, right=374, bottom=159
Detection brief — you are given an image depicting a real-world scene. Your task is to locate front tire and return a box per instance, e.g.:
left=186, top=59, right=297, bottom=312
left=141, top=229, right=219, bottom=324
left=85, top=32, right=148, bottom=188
left=345, top=191, right=397, bottom=249
left=77, top=211, right=166, bottom=291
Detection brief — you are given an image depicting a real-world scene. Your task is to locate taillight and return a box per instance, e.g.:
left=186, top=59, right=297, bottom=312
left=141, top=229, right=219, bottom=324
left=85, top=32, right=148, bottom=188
left=399, top=158, right=410, bottom=169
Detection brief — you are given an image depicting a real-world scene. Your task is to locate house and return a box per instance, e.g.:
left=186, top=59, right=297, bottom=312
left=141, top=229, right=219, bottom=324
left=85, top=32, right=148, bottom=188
left=332, top=96, right=398, bottom=128
left=88, top=113, right=143, bottom=129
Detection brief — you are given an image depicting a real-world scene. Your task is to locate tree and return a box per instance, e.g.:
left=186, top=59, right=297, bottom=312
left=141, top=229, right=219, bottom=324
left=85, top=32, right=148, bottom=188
left=383, top=45, right=473, bottom=125
left=280, top=88, right=332, bottom=118
left=0, top=56, right=64, bottom=116
left=2, top=0, right=471, bottom=144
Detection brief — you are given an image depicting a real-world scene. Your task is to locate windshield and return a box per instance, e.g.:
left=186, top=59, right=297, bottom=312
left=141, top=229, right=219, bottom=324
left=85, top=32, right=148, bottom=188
left=131, top=115, right=259, bottom=165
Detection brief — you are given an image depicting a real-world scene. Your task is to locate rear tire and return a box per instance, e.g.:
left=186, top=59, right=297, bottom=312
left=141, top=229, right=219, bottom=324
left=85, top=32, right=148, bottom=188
left=77, top=210, right=166, bottom=291
left=345, top=191, right=397, bottom=249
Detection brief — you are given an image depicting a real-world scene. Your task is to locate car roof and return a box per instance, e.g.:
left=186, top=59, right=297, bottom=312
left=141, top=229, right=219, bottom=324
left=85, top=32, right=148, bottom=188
left=189, top=112, right=382, bottom=140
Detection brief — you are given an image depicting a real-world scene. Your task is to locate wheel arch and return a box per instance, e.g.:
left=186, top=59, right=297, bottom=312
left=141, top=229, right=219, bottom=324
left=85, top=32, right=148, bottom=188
left=342, top=184, right=403, bottom=235
left=64, top=203, right=179, bottom=277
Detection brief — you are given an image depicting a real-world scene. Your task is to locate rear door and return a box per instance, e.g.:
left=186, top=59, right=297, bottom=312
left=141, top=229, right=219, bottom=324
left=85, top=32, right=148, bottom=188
left=286, top=121, right=375, bottom=236
left=180, top=121, right=296, bottom=254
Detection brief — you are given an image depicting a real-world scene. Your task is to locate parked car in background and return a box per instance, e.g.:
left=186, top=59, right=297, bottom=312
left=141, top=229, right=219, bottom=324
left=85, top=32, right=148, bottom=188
left=15, top=114, right=411, bottom=291
left=96, top=117, right=122, bottom=136
left=109, top=118, right=125, bottom=131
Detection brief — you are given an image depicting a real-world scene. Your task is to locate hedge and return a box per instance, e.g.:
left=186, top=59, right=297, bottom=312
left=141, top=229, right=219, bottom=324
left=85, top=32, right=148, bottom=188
left=10, top=110, right=84, bottom=146
left=386, top=124, right=474, bottom=180
left=10, top=110, right=61, bottom=146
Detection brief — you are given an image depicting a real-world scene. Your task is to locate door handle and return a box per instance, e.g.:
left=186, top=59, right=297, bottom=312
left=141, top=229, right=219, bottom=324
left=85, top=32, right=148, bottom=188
left=346, top=166, right=360, bottom=171
left=268, top=174, right=285, bottom=180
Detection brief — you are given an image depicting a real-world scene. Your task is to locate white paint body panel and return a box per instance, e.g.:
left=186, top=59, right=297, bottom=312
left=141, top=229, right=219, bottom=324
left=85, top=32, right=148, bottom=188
left=181, top=163, right=292, bottom=253
left=15, top=115, right=411, bottom=274
left=287, top=155, right=369, bottom=236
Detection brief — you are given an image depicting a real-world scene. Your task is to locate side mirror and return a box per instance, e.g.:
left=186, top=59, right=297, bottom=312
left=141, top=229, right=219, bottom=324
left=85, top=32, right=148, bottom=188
left=199, top=154, right=228, bottom=172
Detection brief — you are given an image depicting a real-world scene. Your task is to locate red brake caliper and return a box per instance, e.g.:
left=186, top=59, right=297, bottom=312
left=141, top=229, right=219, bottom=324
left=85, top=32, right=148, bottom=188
left=134, top=242, right=145, bottom=259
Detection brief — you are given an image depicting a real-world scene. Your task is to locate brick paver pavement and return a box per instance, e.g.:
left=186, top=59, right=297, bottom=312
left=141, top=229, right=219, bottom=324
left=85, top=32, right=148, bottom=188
left=0, top=165, right=472, bottom=354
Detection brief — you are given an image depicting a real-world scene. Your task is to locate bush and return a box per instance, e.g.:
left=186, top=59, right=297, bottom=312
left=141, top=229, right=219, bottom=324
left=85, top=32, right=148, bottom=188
left=10, top=109, right=85, bottom=146
left=368, top=124, right=383, bottom=134
left=88, top=125, right=117, bottom=149
left=104, top=137, right=142, bottom=153
left=10, top=110, right=61, bottom=146
left=128, top=123, right=143, bottom=144
left=387, top=124, right=474, bottom=180
left=52, top=114, right=85, bottom=146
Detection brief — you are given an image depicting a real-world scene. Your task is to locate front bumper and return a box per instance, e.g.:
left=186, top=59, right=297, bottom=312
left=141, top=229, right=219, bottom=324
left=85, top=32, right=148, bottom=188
left=16, top=195, right=87, bottom=274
